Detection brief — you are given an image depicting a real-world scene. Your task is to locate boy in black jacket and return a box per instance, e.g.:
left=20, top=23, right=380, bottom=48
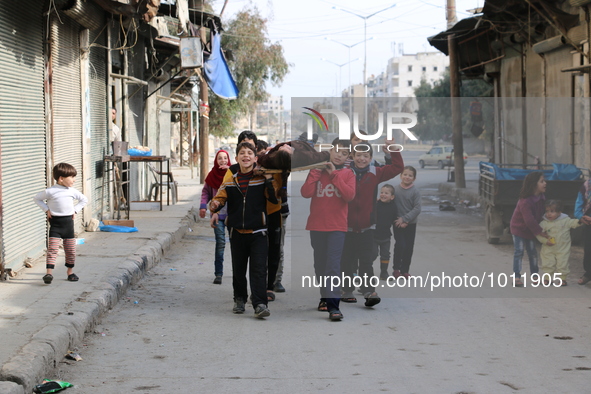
left=210, top=142, right=278, bottom=318
left=374, top=184, right=398, bottom=280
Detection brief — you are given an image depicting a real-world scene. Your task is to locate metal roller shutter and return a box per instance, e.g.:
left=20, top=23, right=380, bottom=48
left=89, top=19, right=108, bottom=219
left=0, top=1, right=48, bottom=269
left=50, top=15, right=84, bottom=233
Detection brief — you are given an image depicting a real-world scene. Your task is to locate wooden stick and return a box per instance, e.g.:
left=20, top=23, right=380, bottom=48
left=259, top=162, right=331, bottom=174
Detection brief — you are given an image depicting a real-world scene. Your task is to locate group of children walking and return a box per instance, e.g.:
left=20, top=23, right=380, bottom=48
left=201, top=130, right=423, bottom=321
left=510, top=171, right=591, bottom=287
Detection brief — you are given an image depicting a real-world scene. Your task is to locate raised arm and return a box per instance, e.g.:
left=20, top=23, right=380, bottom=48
left=331, top=169, right=356, bottom=202
left=375, top=141, right=404, bottom=182
left=300, top=169, right=322, bottom=198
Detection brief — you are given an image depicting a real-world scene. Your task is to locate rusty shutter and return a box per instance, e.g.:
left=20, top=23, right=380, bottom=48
left=50, top=15, right=84, bottom=233
left=0, top=1, right=48, bottom=269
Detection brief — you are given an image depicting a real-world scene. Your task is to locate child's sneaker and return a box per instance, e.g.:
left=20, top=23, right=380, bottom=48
left=254, top=304, right=270, bottom=319
left=43, top=274, right=53, bottom=284
left=233, top=298, right=245, bottom=314
left=364, top=292, right=381, bottom=307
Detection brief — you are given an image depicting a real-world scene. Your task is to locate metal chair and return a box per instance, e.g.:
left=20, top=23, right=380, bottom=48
left=148, top=163, right=178, bottom=205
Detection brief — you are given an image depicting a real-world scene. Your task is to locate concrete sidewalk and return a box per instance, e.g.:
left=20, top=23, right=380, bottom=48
left=0, top=166, right=202, bottom=394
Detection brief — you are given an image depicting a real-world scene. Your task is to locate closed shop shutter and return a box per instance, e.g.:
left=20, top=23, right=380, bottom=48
left=0, top=1, right=48, bottom=269
left=51, top=15, right=84, bottom=233
left=89, top=19, right=108, bottom=219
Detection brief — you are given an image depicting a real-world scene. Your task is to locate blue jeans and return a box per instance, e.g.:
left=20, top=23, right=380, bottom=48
left=214, top=219, right=227, bottom=277
left=512, top=235, right=539, bottom=278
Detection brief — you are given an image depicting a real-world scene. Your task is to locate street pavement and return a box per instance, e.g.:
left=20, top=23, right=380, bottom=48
left=0, top=153, right=587, bottom=393
left=0, top=166, right=203, bottom=394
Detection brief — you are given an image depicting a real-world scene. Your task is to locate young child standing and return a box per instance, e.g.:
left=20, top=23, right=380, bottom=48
left=374, top=184, right=397, bottom=280
left=536, top=200, right=582, bottom=286
left=209, top=142, right=277, bottom=319
left=33, top=163, right=88, bottom=284
left=340, top=141, right=404, bottom=307
left=301, top=138, right=356, bottom=321
left=509, top=171, right=548, bottom=287
left=392, top=166, right=421, bottom=279
left=200, top=149, right=231, bottom=285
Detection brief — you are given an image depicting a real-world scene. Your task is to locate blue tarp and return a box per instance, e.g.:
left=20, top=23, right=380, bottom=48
left=204, top=30, right=239, bottom=100
left=479, top=162, right=582, bottom=181
left=99, top=223, right=138, bottom=233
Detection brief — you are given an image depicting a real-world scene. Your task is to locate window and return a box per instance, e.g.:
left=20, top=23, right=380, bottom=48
left=422, top=66, right=426, bottom=72
left=434, top=66, right=438, bottom=72
left=408, top=65, right=412, bottom=72
left=407, top=80, right=412, bottom=87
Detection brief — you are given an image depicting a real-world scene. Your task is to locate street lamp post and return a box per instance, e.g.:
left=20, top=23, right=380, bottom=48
left=333, top=4, right=396, bottom=129
left=325, top=37, right=371, bottom=120
left=321, top=57, right=360, bottom=97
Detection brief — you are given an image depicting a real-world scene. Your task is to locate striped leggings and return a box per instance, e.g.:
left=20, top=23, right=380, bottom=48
left=46, top=237, right=76, bottom=269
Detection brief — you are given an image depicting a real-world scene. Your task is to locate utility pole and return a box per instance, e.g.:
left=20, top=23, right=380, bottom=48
left=447, top=0, right=465, bottom=188
left=332, top=4, right=396, bottom=129
left=199, top=27, right=209, bottom=183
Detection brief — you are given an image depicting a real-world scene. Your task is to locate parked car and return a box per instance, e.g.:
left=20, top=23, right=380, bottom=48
left=418, top=145, right=467, bottom=169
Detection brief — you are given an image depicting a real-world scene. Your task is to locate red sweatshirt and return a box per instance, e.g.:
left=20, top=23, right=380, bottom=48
left=301, top=167, right=356, bottom=232
left=348, top=151, right=404, bottom=232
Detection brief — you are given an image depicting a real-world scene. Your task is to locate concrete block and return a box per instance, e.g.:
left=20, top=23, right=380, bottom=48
left=0, top=342, right=54, bottom=392
left=0, top=381, right=24, bottom=394
left=32, top=325, right=71, bottom=360
left=65, top=302, right=101, bottom=333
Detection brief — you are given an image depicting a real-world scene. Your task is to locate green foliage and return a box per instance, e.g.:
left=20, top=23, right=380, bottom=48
left=208, top=6, right=290, bottom=137
left=413, top=71, right=492, bottom=141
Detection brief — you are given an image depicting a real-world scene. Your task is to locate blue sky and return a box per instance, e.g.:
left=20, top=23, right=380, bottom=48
left=217, top=0, right=483, bottom=106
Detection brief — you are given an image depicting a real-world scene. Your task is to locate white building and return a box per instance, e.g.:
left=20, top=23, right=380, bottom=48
left=259, top=95, right=284, bottom=119
left=386, top=51, right=449, bottom=98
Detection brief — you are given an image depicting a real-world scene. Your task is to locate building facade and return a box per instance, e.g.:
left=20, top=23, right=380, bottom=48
left=0, top=0, right=215, bottom=272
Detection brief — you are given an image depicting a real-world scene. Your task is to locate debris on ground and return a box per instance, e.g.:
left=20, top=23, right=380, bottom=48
left=33, top=379, right=73, bottom=393
left=66, top=351, right=82, bottom=361
left=439, top=201, right=456, bottom=211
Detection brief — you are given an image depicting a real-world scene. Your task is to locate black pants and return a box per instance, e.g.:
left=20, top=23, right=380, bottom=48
left=229, top=229, right=268, bottom=309
left=267, top=211, right=282, bottom=290
left=341, top=230, right=378, bottom=294
left=393, top=223, right=417, bottom=274
left=583, top=225, right=591, bottom=277
left=375, top=238, right=392, bottom=261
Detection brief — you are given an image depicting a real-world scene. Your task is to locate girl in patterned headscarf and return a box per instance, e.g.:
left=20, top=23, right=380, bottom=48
left=200, top=149, right=232, bottom=285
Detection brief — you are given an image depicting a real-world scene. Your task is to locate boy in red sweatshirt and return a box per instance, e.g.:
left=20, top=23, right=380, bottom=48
left=301, top=138, right=356, bottom=321
left=340, top=140, right=404, bottom=306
